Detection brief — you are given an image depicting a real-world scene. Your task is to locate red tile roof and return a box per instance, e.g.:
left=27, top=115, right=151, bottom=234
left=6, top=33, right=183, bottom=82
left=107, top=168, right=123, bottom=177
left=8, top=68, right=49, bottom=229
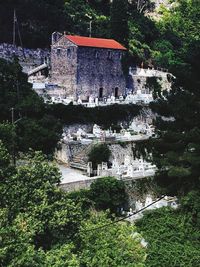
left=66, top=35, right=127, bottom=50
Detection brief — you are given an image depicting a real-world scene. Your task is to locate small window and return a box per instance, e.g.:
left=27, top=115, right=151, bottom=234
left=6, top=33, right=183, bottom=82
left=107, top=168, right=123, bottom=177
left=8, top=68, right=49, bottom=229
left=108, top=51, right=112, bottom=59
left=56, top=48, right=61, bottom=56
left=119, top=52, right=122, bottom=59
left=95, top=50, right=99, bottom=59
left=114, top=87, right=119, bottom=98
left=67, top=48, right=71, bottom=58
left=99, top=88, right=103, bottom=98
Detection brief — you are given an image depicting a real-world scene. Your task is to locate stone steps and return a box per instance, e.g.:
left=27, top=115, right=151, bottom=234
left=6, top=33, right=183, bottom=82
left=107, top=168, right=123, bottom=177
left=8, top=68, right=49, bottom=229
left=70, top=162, right=87, bottom=171
left=72, top=159, right=86, bottom=165
left=70, top=142, right=93, bottom=164
left=69, top=142, right=94, bottom=171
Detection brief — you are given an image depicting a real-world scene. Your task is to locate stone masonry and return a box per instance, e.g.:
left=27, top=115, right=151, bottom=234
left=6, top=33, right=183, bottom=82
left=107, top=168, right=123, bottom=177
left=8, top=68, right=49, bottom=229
left=51, top=33, right=126, bottom=100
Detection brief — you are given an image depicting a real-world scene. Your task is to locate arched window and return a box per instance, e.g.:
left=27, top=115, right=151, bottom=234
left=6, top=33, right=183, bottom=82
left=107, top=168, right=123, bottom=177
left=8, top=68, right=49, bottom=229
left=99, top=88, right=103, bottom=98
left=67, top=48, right=71, bottom=58
left=108, top=51, right=112, bottom=59
left=56, top=48, right=61, bottom=56
left=114, top=87, right=119, bottom=98
left=95, top=50, right=99, bottom=59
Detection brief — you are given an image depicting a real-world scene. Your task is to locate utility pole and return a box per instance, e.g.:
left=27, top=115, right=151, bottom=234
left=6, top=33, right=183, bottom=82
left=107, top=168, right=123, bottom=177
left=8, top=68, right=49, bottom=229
left=89, top=20, right=92, bottom=37
left=85, top=14, right=92, bottom=37
left=11, top=107, right=14, bottom=125
left=13, top=10, right=16, bottom=46
left=12, top=9, right=26, bottom=59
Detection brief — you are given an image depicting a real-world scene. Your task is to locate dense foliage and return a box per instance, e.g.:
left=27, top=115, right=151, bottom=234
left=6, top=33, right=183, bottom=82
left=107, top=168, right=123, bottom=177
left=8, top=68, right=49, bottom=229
left=136, top=205, right=200, bottom=267
left=67, top=176, right=129, bottom=215
left=88, top=143, right=111, bottom=169
left=0, top=58, right=140, bottom=156
left=79, top=212, right=146, bottom=267
left=0, top=142, right=146, bottom=266
left=48, top=102, right=141, bottom=127
left=1, top=0, right=200, bottom=266
left=0, top=58, right=62, bottom=155
left=149, top=0, right=200, bottom=195
left=134, top=3, right=200, bottom=265
left=89, top=176, right=128, bottom=214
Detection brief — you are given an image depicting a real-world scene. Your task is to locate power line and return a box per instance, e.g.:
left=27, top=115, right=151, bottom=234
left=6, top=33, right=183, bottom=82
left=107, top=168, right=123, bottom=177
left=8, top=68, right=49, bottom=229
left=80, top=195, right=166, bottom=233
left=2, top=196, right=166, bottom=246
left=13, top=9, right=26, bottom=59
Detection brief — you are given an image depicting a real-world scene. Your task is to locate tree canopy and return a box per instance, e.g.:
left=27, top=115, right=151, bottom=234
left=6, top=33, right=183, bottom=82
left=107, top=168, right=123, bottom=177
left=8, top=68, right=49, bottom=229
left=0, top=142, right=146, bottom=266
left=149, top=0, right=200, bottom=195
left=136, top=206, right=200, bottom=267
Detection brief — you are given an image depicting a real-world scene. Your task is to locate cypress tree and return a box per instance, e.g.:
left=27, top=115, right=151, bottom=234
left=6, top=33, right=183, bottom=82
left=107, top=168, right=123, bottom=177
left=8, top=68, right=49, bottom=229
left=110, top=0, right=129, bottom=46
left=151, top=40, right=200, bottom=196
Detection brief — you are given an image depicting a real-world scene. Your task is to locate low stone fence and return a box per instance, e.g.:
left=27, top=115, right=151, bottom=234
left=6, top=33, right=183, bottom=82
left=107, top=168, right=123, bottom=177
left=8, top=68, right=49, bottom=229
left=59, top=176, right=101, bottom=192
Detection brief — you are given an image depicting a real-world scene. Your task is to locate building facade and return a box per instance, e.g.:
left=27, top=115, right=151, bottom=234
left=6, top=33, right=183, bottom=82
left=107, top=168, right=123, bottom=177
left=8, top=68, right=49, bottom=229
left=51, top=33, right=126, bottom=100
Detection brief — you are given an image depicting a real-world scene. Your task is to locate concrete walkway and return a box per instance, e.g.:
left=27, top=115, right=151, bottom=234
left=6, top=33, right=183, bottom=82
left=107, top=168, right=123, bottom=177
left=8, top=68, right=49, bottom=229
left=58, top=164, right=88, bottom=184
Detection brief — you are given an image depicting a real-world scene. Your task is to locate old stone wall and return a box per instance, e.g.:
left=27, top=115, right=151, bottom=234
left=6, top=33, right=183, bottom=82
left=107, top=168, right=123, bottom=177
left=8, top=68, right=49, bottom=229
left=59, top=176, right=99, bottom=192
left=0, top=43, right=50, bottom=73
left=55, top=140, right=135, bottom=165
left=108, top=142, right=135, bottom=165
left=59, top=176, right=157, bottom=210
left=51, top=38, right=78, bottom=97
left=55, top=142, right=89, bottom=164
left=129, top=75, right=171, bottom=93
left=77, top=47, right=126, bottom=100
left=50, top=36, right=126, bottom=100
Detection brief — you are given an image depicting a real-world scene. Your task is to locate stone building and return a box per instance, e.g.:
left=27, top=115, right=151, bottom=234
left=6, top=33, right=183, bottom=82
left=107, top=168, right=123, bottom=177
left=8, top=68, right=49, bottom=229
left=51, top=32, right=127, bottom=100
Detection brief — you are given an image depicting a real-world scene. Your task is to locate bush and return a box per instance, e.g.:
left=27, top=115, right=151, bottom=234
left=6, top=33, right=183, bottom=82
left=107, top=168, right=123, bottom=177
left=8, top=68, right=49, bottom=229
left=88, top=144, right=111, bottom=169
left=89, top=176, right=128, bottom=215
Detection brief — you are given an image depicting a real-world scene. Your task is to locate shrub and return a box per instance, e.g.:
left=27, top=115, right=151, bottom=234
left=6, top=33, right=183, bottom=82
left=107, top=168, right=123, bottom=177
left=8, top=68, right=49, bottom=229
left=88, top=143, right=111, bottom=169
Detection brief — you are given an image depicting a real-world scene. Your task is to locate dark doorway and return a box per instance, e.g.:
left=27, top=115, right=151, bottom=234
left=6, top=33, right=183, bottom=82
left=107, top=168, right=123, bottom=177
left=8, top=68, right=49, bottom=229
left=99, top=87, right=103, bottom=98
left=114, top=87, right=119, bottom=98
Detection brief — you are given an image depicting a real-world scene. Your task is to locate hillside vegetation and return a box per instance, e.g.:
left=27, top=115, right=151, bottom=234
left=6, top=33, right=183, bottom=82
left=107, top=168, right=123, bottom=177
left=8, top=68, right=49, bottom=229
left=0, top=0, right=200, bottom=266
left=0, top=0, right=189, bottom=70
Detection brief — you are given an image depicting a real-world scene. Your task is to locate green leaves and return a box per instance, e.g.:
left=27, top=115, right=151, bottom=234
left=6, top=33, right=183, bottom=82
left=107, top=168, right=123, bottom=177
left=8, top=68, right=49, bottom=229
left=78, top=211, right=146, bottom=267
left=45, top=244, right=80, bottom=267
left=88, top=144, right=111, bottom=169
left=0, top=145, right=146, bottom=266
left=136, top=207, right=200, bottom=267
left=89, top=176, right=128, bottom=214
left=168, top=166, right=191, bottom=178
left=0, top=59, right=63, bottom=155
left=149, top=1, right=200, bottom=195
left=110, top=0, right=129, bottom=46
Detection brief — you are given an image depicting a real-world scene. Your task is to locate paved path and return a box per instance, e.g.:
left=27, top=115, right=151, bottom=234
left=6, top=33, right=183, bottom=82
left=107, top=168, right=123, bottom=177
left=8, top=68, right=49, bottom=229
left=58, top=164, right=88, bottom=184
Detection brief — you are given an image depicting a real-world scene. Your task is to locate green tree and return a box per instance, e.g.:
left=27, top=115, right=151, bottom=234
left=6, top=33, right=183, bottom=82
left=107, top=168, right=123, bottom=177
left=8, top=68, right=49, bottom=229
left=0, top=144, right=147, bottom=266
left=0, top=140, right=14, bottom=180
left=88, top=143, right=111, bottom=169
left=110, top=0, right=129, bottom=46
left=152, top=0, right=200, bottom=70
left=89, top=176, right=128, bottom=214
left=0, top=58, right=62, bottom=155
left=148, top=0, right=200, bottom=195
left=0, top=146, right=83, bottom=266
left=79, top=211, right=146, bottom=267
left=0, top=123, right=14, bottom=154
left=45, top=244, right=80, bottom=267
left=180, top=190, right=200, bottom=228
left=136, top=207, right=200, bottom=267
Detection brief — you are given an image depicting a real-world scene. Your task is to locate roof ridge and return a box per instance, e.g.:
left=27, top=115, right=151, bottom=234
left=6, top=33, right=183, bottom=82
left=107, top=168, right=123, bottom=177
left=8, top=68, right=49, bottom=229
left=65, top=35, right=127, bottom=50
